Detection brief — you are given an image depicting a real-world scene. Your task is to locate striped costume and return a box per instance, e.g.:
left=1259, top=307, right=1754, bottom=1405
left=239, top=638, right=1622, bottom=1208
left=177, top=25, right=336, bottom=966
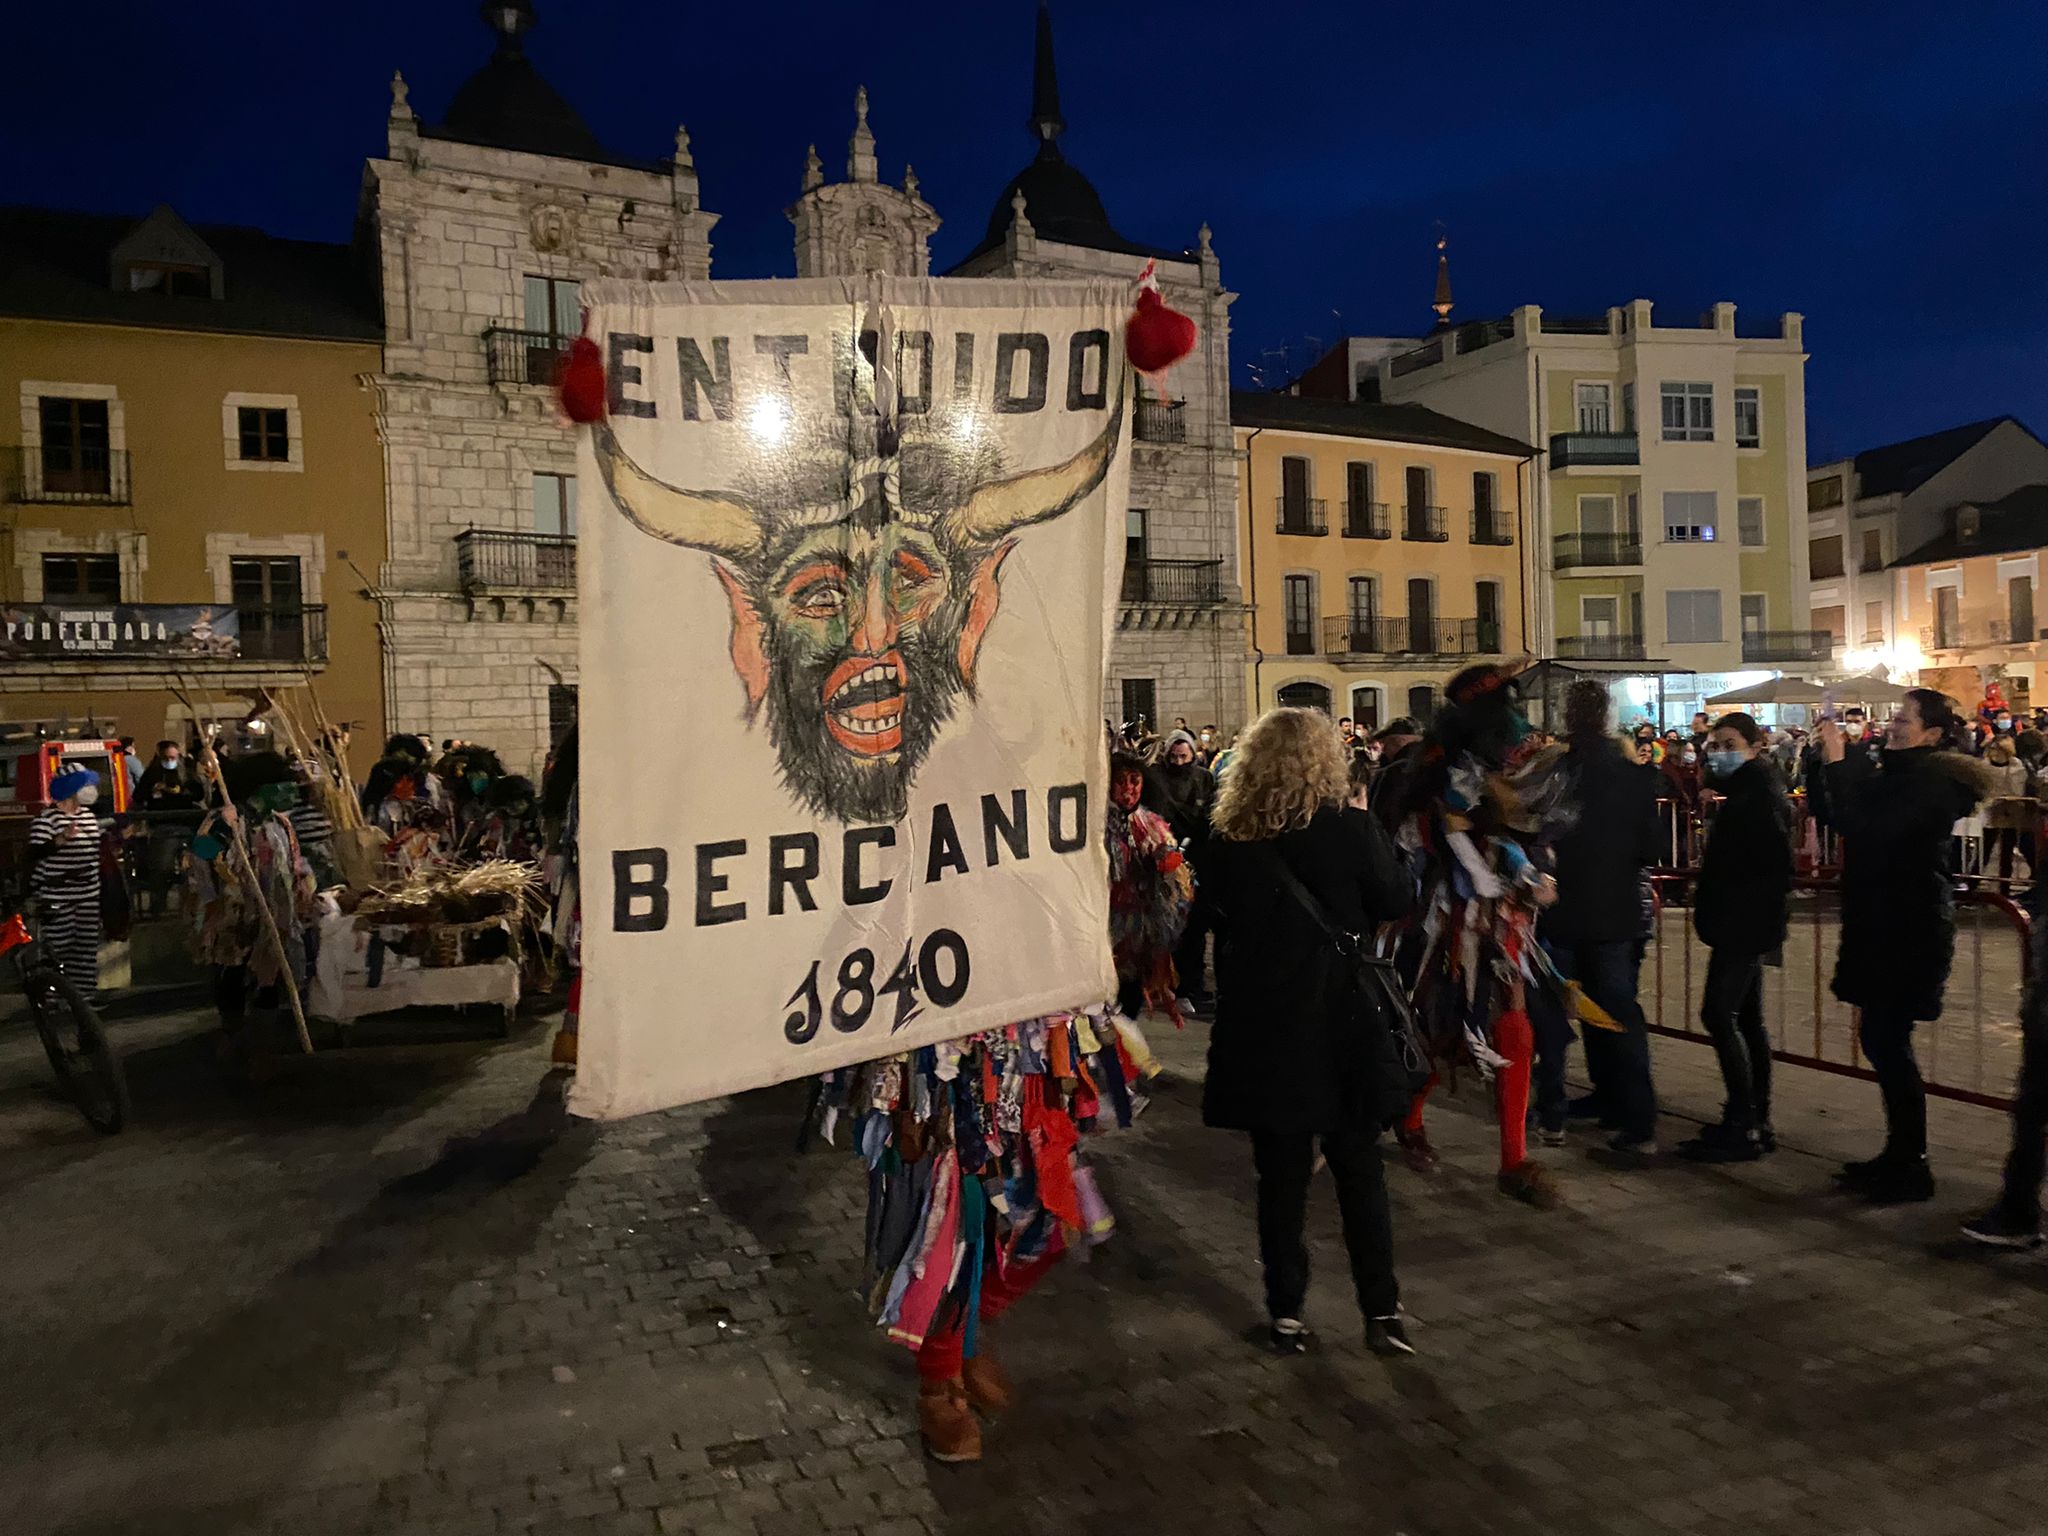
left=28, top=806, right=102, bottom=999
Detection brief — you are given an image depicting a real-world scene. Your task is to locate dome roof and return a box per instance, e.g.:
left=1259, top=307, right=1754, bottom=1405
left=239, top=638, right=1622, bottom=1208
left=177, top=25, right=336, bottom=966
left=955, top=6, right=1183, bottom=267
left=427, top=2, right=637, bottom=168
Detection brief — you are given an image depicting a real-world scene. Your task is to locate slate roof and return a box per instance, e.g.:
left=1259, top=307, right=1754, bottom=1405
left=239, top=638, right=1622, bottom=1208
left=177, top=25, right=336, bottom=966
left=1848, top=418, right=2018, bottom=498
left=1229, top=391, right=1539, bottom=458
left=0, top=206, right=382, bottom=343
left=1892, top=484, right=2048, bottom=567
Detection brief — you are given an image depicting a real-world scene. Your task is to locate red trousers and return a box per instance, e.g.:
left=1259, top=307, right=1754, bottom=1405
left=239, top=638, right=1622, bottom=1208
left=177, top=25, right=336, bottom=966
left=1401, top=1007, right=1535, bottom=1174
left=913, top=1248, right=1060, bottom=1383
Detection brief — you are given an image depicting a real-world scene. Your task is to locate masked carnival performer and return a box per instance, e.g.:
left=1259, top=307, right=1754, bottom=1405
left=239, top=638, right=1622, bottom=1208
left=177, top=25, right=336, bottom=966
left=28, top=767, right=106, bottom=997
left=805, top=751, right=1167, bottom=1465
left=1391, top=664, right=1576, bottom=1207
left=362, top=735, right=449, bottom=876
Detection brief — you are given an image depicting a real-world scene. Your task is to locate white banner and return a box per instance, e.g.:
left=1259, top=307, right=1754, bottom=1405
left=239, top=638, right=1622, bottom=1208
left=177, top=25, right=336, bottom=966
left=571, top=277, right=1131, bottom=1118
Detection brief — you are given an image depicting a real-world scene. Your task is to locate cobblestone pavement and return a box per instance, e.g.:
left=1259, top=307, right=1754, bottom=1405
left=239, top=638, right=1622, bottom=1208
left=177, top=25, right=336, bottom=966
left=2, top=994, right=2046, bottom=1536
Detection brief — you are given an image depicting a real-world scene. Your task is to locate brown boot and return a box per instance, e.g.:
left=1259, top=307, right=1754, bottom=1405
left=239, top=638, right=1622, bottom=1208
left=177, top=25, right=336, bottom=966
left=1496, top=1160, right=1561, bottom=1210
left=961, top=1351, right=1013, bottom=1418
left=918, top=1378, right=982, bottom=1463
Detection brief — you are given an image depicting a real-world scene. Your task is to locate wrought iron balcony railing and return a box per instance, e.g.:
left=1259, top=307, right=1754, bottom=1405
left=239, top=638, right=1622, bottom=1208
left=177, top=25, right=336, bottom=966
left=483, top=327, right=575, bottom=389
left=1275, top=497, right=1327, bottom=536
left=1401, top=504, right=1448, bottom=542
left=1552, top=532, right=1643, bottom=569
left=1134, top=397, right=1186, bottom=444
left=1342, top=501, right=1390, bottom=539
left=1471, top=509, right=1514, bottom=545
left=1320, top=615, right=1495, bottom=658
left=1549, top=431, right=1640, bottom=469
left=1553, top=634, right=1647, bottom=661
left=456, top=527, right=578, bottom=591
left=1120, top=558, right=1222, bottom=605
left=235, top=605, right=330, bottom=663
left=1740, top=629, right=1831, bottom=664
left=4, top=446, right=133, bottom=505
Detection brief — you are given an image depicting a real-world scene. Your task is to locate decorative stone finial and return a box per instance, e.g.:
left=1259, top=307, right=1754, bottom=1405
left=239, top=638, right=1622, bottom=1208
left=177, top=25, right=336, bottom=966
left=673, top=125, right=694, bottom=170
left=903, top=164, right=920, bottom=199
left=802, top=144, right=824, bottom=192
left=1198, top=222, right=1213, bottom=255
left=389, top=70, right=413, bottom=119
left=848, top=85, right=878, bottom=183
left=1010, top=189, right=1033, bottom=235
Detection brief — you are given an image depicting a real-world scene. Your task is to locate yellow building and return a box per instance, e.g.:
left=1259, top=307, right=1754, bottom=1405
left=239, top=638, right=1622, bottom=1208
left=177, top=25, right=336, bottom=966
left=0, top=206, right=386, bottom=770
left=1232, top=393, right=1536, bottom=725
left=1890, top=486, right=2048, bottom=713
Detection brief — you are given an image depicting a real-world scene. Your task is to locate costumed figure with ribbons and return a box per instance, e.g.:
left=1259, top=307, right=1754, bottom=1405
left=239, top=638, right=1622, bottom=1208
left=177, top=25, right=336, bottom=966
left=362, top=734, right=450, bottom=876
left=1106, top=748, right=1195, bottom=1079
left=1389, top=664, right=1579, bottom=1207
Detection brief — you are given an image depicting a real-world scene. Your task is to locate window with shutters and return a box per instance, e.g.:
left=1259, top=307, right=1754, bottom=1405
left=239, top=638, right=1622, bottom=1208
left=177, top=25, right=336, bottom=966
left=41, top=553, right=121, bottom=602
left=1809, top=535, right=1845, bottom=580
left=1663, top=490, right=1717, bottom=543
left=1738, top=496, right=1765, bottom=548
left=1734, top=386, right=1762, bottom=449
left=1666, top=589, right=1723, bottom=644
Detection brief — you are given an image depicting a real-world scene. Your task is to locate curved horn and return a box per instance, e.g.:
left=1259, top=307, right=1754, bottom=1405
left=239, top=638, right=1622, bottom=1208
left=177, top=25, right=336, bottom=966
left=593, top=423, right=762, bottom=560
left=944, top=371, right=1127, bottom=546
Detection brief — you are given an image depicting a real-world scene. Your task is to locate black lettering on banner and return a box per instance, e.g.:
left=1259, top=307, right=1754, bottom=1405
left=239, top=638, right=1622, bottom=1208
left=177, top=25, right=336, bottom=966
left=607, top=333, right=657, bottom=418
left=834, top=332, right=878, bottom=418
left=1047, top=783, right=1089, bottom=853
left=952, top=333, right=975, bottom=399
left=694, top=839, right=748, bottom=926
left=925, top=803, right=970, bottom=882
left=843, top=825, right=896, bottom=905
left=881, top=941, right=922, bottom=1031
left=784, top=961, right=822, bottom=1044
left=919, top=929, right=971, bottom=1007
left=677, top=337, right=734, bottom=421
left=612, top=848, right=669, bottom=931
left=981, top=790, right=1030, bottom=866
left=994, top=333, right=1049, bottom=413
left=767, top=832, right=820, bottom=915
left=897, top=330, right=933, bottom=415
left=753, top=333, right=809, bottom=378
left=1066, top=329, right=1110, bottom=409
left=831, top=949, right=877, bottom=1033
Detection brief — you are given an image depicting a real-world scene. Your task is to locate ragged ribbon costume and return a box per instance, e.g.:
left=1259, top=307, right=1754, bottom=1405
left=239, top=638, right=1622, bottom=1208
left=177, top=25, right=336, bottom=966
left=1391, top=664, right=1578, bottom=1201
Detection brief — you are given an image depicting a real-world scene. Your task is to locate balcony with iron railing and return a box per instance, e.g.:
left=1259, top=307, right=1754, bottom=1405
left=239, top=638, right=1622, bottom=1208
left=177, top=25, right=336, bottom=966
left=1320, top=615, right=1496, bottom=658
left=456, top=527, right=578, bottom=591
left=1552, top=532, right=1643, bottom=570
left=1401, top=504, right=1448, bottom=542
left=483, top=327, right=575, bottom=389
left=1275, top=497, right=1328, bottom=536
left=1134, top=397, right=1186, bottom=444
left=234, top=605, right=330, bottom=664
left=1342, top=500, right=1390, bottom=539
left=4, top=446, right=133, bottom=506
left=1470, top=509, right=1513, bottom=545
left=1988, top=617, right=2045, bottom=644
left=1121, top=558, right=1223, bottom=605
left=1548, top=431, right=1640, bottom=469
left=1740, top=629, right=1832, bottom=664
left=1553, top=633, right=1648, bottom=661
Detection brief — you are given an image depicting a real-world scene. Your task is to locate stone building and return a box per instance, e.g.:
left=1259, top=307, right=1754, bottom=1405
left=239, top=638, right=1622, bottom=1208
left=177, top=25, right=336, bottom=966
left=360, top=1, right=1241, bottom=771
left=359, top=0, right=715, bottom=771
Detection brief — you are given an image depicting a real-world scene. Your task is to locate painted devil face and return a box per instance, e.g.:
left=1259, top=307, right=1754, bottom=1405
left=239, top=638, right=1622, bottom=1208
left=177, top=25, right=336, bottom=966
left=1110, top=766, right=1145, bottom=813
left=597, top=386, right=1123, bottom=825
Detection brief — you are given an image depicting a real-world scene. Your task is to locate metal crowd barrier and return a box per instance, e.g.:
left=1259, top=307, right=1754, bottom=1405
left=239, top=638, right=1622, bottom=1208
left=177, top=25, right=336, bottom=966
left=1643, top=869, right=2026, bottom=1112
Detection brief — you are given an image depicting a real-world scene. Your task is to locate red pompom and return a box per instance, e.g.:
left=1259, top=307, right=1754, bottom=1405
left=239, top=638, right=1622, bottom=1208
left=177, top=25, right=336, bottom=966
left=1126, top=285, right=1198, bottom=376
left=558, top=335, right=607, bottom=423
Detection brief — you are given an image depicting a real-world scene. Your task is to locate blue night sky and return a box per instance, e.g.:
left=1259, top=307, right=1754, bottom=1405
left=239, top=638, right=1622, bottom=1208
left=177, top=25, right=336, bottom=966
left=5, top=1, right=2043, bottom=462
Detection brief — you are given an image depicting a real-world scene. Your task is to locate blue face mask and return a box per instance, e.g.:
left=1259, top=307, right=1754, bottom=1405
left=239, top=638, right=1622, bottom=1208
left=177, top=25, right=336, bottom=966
left=1706, top=748, right=1747, bottom=779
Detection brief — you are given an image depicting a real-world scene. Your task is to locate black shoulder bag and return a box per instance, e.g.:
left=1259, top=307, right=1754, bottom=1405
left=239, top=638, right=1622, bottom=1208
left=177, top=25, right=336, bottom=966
left=1268, top=857, right=1432, bottom=1127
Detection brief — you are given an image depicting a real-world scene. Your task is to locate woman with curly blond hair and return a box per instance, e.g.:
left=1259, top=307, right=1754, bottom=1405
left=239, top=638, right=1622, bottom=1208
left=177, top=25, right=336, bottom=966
left=1194, top=708, right=1416, bottom=1357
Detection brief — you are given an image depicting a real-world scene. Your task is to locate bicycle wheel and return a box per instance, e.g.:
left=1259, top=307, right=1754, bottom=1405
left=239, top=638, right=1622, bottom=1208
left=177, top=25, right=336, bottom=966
left=29, top=964, right=130, bottom=1134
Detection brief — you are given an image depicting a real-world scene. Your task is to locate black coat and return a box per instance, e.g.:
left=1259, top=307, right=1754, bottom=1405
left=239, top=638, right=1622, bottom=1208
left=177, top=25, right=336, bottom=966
left=1196, top=805, right=1413, bottom=1135
left=1142, top=762, right=1216, bottom=847
left=1804, top=737, right=1876, bottom=832
left=1829, top=746, right=1991, bottom=1020
left=1693, top=757, right=1793, bottom=955
left=1542, top=736, right=1662, bottom=946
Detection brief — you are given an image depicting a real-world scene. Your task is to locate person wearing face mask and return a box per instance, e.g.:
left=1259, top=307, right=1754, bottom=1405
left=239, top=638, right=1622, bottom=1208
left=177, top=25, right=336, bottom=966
left=1980, top=729, right=2037, bottom=885
left=1678, top=714, right=1793, bottom=1161
left=135, top=739, right=202, bottom=916
left=28, top=767, right=105, bottom=999
left=1821, top=689, right=1992, bottom=1202
left=1144, top=729, right=1219, bottom=1008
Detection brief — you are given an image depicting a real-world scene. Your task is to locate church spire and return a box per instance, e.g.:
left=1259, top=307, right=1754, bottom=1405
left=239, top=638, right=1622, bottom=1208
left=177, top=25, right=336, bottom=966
left=1432, top=229, right=1454, bottom=329
left=848, top=85, right=878, bottom=183
left=1028, top=4, right=1065, bottom=153
left=480, top=0, right=535, bottom=58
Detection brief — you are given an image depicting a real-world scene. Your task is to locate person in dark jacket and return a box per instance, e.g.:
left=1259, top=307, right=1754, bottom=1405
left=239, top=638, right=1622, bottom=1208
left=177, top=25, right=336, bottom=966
left=1539, top=680, right=1663, bottom=1155
left=1145, top=729, right=1219, bottom=1005
left=1964, top=880, right=2048, bottom=1248
left=1822, top=688, right=1991, bottom=1202
left=1677, top=712, right=1793, bottom=1162
left=1195, top=707, right=1415, bottom=1358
